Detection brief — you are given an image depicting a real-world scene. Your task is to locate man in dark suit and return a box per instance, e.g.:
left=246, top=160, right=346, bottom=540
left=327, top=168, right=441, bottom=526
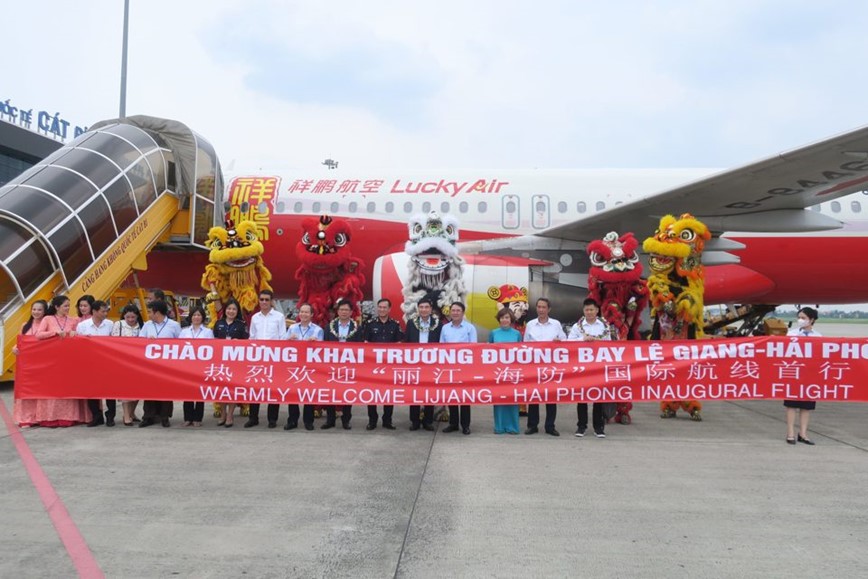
left=322, top=300, right=362, bottom=429
left=404, top=298, right=442, bottom=431
left=362, top=298, right=404, bottom=430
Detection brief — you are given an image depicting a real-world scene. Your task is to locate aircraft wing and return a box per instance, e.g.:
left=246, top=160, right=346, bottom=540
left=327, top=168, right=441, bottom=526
left=541, top=124, right=868, bottom=241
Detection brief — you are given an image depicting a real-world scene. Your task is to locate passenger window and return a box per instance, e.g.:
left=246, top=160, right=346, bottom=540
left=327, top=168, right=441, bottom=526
left=459, top=201, right=468, bottom=213
left=330, top=202, right=339, bottom=213
left=366, top=201, right=376, bottom=213
left=385, top=202, right=394, bottom=213
left=831, top=201, right=841, bottom=213
left=422, top=202, right=431, bottom=213
left=596, top=201, right=605, bottom=211
left=404, top=202, right=413, bottom=213
left=852, top=201, right=862, bottom=213
left=557, top=201, right=567, bottom=213
left=441, top=202, right=450, bottom=213
left=312, top=202, right=321, bottom=213
left=293, top=201, right=303, bottom=213
left=478, top=201, right=488, bottom=213
left=349, top=202, right=358, bottom=213
left=577, top=201, right=586, bottom=213
left=276, top=201, right=285, bottom=213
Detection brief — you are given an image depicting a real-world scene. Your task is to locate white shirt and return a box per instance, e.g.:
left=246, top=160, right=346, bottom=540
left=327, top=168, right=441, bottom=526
left=524, top=317, right=566, bottom=342
left=567, top=318, right=611, bottom=341
left=77, top=318, right=114, bottom=337
left=249, top=309, right=285, bottom=340
left=141, top=318, right=182, bottom=338
left=787, top=328, right=822, bottom=337
left=179, top=325, right=215, bottom=339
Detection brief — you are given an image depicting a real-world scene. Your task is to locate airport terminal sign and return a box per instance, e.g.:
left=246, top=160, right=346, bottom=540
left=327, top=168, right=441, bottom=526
left=0, top=97, right=87, bottom=140
left=14, top=336, right=868, bottom=403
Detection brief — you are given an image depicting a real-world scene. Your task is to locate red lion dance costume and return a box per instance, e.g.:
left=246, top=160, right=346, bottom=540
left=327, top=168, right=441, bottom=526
left=295, top=215, right=366, bottom=327
left=642, top=213, right=711, bottom=421
left=586, top=231, right=649, bottom=424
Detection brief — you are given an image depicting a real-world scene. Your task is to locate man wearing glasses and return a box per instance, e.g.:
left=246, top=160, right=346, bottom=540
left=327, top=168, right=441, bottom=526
left=245, top=290, right=285, bottom=428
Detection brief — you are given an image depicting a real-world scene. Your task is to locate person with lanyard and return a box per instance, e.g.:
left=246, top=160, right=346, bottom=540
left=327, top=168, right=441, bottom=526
left=322, top=300, right=361, bottom=430
left=213, top=299, right=248, bottom=427
left=488, top=308, right=522, bottom=434
left=440, top=301, right=477, bottom=435
left=405, top=298, right=442, bottom=431
left=112, top=304, right=144, bottom=425
left=12, top=300, right=48, bottom=426
left=284, top=302, right=324, bottom=431
left=139, top=299, right=182, bottom=427
left=179, top=305, right=214, bottom=427
left=568, top=298, right=613, bottom=438
left=245, top=289, right=286, bottom=429
left=363, top=298, right=404, bottom=430
left=79, top=300, right=116, bottom=427
left=784, top=307, right=822, bottom=445
left=523, top=297, right=566, bottom=436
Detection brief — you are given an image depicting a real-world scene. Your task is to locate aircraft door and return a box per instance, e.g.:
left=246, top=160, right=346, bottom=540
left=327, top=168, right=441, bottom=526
left=502, top=194, right=520, bottom=229
left=532, top=194, right=550, bottom=229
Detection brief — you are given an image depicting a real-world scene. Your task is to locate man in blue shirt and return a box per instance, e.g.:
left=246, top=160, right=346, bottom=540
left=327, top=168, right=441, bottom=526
left=439, top=302, right=477, bottom=435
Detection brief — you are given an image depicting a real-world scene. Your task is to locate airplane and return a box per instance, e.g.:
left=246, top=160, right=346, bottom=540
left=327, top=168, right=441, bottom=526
left=136, top=125, right=868, bottom=325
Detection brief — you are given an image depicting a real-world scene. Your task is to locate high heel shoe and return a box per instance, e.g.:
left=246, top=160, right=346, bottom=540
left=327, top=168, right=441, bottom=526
left=217, top=420, right=226, bottom=427
left=786, top=437, right=796, bottom=445
left=797, top=434, right=815, bottom=445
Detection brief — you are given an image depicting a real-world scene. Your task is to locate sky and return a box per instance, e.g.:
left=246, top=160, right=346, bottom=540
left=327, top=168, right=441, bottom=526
left=5, top=0, right=868, bottom=173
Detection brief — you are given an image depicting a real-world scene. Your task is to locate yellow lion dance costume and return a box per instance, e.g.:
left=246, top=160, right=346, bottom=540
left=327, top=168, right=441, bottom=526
left=201, top=219, right=273, bottom=418
left=643, top=213, right=710, bottom=421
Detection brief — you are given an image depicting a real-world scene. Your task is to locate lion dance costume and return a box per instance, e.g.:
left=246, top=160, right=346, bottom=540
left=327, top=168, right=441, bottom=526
left=587, top=231, right=649, bottom=424
left=401, top=211, right=468, bottom=321
left=201, top=219, right=273, bottom=418
left=642, top=213, right=711, bottom=421
left=295, top=215, right=365, bottom=328
left=488, top=284, right=529, bottom=333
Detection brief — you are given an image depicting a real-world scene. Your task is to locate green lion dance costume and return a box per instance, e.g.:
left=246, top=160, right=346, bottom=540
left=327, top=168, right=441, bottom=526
left=643, top=213, right=711, bottom=421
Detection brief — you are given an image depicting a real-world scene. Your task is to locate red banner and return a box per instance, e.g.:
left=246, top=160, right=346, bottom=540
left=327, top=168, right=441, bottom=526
left=14, top=335, right=868, bottom=404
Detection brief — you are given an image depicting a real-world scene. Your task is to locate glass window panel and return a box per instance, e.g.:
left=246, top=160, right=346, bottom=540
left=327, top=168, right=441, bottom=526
left=293, top=201, right=303, bottom=213
left=852, top=200, right=862, bottom=213
left=459, top=201, right=468, bottom=213
left=330, top=202, right=339, bottom=213
left=103, top=177, right=137, bottom=231
left=54, top=148, right=120, bottom=189
left=103, top=123, right=158, bottom=152
left=32, top=146, right=75, bottom=169
left=831, top=201, right=841, bottom=213
left=0, top=220, right=34, bottom=261
left=48, top=220, right=92, bottom=282
left=276, top=201, right=285, bottom=213
left=195, top=139, right=218, bottom=201
left=127, top=159, right=157, bottom=212
left=349, top=202, right=358, bottom=213
left=404, top=202, right=413, bottom=213
left=80, top=132, right=140, bottom=170
left=145, top=151, right=167, bottom=193
left=578, top=201, right=586, bottom=213
left=79, top=197, right=116, bottom=256
left=478, top=201, right=487, bottom=213
left=166, top=160, right=177, bottom=191
left=0, top=269, right=19, bottom=312
left=0, top=187, right=71, bottom=233
left=366, top=201, right=375, bottom=213
left=385, top=202, right=394, bottom=213
left=22, top=166, right=97, bottom=209
left=596, top=201, right=605, bottom=211
left=194, top=199, right=214, bottom=245
left=557, top=201, right=567, bottom=213
left=312, top=202, right=321, bottom=212
left=440, top=202, right=450, bottom=213
left=422, top=202, right=431, bottom=212
left=7, top=242, right=54, bottom=298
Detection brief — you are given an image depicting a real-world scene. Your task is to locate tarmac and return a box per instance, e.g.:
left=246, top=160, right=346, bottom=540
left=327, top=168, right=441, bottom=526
left=1, top=388, right=867, bottom=579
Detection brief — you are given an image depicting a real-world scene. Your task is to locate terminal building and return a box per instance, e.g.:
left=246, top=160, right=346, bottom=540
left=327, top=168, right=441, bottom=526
left=0, top=118, right=63, bottom=186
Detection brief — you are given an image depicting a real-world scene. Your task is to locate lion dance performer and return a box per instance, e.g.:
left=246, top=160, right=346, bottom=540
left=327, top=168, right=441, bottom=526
left=586, top=231, right=649, bottom=424
left=295, top=215, right=365, bottom=328
left=401, top=211, right=468, bottom=321
left=642, top=213, right=711, bottom=421
left=402, top=211, right=468, bottom=422
left=201, top=219, right=273, bottom=418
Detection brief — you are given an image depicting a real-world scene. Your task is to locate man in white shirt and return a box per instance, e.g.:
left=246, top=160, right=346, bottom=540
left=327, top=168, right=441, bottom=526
left=523, top=297, right=566, bottom=436
left=80, top=301, right=116, bottom=426
left=440, top=302, right=477, bottom=435
left=245, top=289, right=286, bottom=428
left=139, top=299, right=182, bottom=427
left=284, top=302, right=324, bottom=431
left=567, top=298, right=612, bottom=438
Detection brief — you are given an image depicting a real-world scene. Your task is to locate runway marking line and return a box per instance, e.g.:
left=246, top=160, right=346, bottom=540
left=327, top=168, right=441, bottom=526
left=0, top=398, right=104, bottom=578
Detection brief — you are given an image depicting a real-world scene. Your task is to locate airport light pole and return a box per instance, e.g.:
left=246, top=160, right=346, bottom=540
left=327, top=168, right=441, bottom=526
left=119, top=0, right=130, bottom=118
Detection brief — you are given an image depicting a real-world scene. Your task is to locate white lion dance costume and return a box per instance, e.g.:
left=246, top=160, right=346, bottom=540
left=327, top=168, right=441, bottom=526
left=401, top=211, right=468, bottom=321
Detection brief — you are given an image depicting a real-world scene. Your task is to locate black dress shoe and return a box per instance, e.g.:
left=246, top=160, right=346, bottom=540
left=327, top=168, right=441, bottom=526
left=342, top=422, right=352, bottom=430
left=786, top=437, right=796, bottom=445
left=105, top=418, right=115, bottom=427
left=525, top=426, right=539, bottom=435
left=321, top=422, right=336, bottom=430
left=243, top=419, right=259, bottom=428
left=304, top=423, right=314, bottom=431
left=409, top=423, right=421, bottom=431
left=138, top=418, right=155, bottom=428
left=422, top=423, right=435, bottom=431
left=798, top=435, right=816, bottom=445
left=224, top=422, right=234, bottom=428
left=284, top=422, right=297, bottom=431
left=443, top=425, right=459, bottom=433
left=161, top=418, right=171, bottom=427
left=87, top=418, right=104, bottom=427
left=546, top=428, right=560, bottom=437
left=382, top=423, right=396, bottom=430
left=366, top=422, right=377, bottom=431
left=462, top=427, right=471, bottom=435
left=267, top=421, right=277, bottom=429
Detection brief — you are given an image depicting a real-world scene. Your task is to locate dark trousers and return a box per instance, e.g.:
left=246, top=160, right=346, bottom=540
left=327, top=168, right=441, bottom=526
left=87, top=399, right=116, bottom=421
left=183, top=402, right=205, bottom=422
left=367, top=405, right=394, bottom=425
left=409, top=405, right=434, bottom=426
left=248, top=403, right=279, bottom=423
left=142, top=401, right=173, bottom=419
left=325, top=405, right=352, bottom=425
left=285, top=405, right=315, bottom=426
left=448, top=405, right=471, bottom=428
left=527, top=404, right=557, bottom=430
left=577, top=403, right=605, bottom=434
